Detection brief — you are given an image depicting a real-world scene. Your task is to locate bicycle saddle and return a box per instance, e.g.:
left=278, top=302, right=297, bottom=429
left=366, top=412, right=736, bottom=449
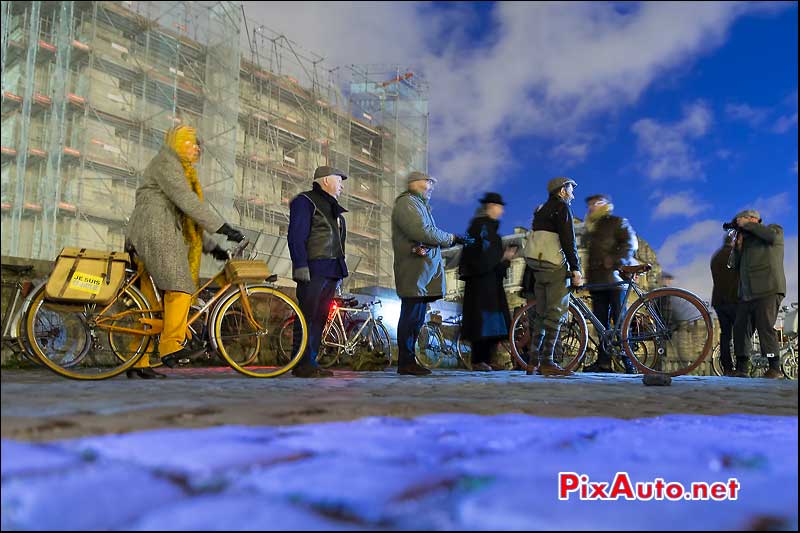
left=619, top=264, right=652, bottom=275
left=334, top=296, right=359, bottom=307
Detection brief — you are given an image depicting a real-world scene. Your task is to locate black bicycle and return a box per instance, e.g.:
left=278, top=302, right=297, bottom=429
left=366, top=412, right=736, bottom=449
left=509, top=264, right=714, bottom=376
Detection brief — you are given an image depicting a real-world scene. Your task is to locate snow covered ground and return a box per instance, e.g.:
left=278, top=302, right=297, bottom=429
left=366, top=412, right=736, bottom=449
left=2, top=414, right=797, bottom=530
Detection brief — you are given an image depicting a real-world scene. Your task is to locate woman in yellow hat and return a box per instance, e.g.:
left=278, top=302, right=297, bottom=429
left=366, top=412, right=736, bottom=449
left=124, top=125, right=244, bottom=378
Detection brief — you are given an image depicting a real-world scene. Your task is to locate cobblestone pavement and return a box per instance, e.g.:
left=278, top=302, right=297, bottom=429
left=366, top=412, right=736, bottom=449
left=2, top=368, right=796, bottom=441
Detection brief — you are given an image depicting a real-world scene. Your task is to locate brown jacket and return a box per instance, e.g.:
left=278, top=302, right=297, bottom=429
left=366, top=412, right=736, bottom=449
left=585, top=214, right=637, bottom=285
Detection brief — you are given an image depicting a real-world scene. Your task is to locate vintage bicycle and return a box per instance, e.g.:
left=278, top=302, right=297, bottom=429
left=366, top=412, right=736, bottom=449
left=20, top=240, right=308, bottom=380
left=277, top=296, right=392, bottom=368
left=509, top=264, right=714, bottom=376
left=710, top=302, right=798, bottom=379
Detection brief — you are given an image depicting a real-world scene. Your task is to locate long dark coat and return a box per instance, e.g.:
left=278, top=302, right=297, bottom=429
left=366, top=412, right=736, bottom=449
left=458, top=214, right=511, bottom=342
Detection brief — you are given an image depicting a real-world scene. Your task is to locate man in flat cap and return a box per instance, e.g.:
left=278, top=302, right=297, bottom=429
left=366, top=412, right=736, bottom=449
left=523, top=176, right=582, bottom=376
left=728, top=209, right=786, bottom=378
left=391, top=171, right=472, bottom=376
left=287, top=165, right=349, bottom=377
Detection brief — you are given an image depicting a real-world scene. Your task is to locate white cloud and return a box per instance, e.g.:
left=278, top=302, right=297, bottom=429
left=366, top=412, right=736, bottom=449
left=242, top=2, right=784, bottom=200
left=652, top=191, right=711, bottom=219
left=658, top=219, right=721, bottom=266
left=772, top=111, right=798, bottom=134
left=632, top=101, right=712, bottom=181
left=744, top=192, right=792, bottom=218
left=658, top=220, right=798, bottom=303
left=725, top=102, right=769, bottom=127
left=550, top=141, right=590, bottom=167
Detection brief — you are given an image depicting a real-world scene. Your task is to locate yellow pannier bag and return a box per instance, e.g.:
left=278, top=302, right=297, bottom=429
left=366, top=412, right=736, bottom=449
left=45, top=248, right=130, bottom=306
left=224, top=259, right=270, bottom=284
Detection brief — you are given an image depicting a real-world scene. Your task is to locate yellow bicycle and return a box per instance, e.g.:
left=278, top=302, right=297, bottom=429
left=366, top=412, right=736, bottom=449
left=21, top=241, right=307, bottom=380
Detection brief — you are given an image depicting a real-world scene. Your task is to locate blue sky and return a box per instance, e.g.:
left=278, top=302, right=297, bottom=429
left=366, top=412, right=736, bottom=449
left=246, top=2, right=797, bottom=300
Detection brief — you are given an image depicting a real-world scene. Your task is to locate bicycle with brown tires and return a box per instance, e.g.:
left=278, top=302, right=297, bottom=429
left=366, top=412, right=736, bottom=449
left=20, top=240, right=308, bottom=380
left=509, top=264, right=714, bottom=376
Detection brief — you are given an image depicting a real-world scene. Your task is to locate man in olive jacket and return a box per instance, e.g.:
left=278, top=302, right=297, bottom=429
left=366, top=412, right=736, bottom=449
left=728, top=209, right=786, bottom=378
left=391, top=171, right=469, bottom=376
left=582, top=194, right=638, bottom=374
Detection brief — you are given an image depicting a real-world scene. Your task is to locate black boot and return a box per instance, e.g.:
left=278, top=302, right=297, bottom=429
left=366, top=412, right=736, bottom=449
left=537, top=334, right=574, bottom=377
left=526, top=333, right=544, bottom=375
left=764, top=357, right=784, bottom=379
left=733, top=357, right=751, bottom=378
left=619, top=356, right=638, bottom=375
left=584, top=357, right=613, bottom=373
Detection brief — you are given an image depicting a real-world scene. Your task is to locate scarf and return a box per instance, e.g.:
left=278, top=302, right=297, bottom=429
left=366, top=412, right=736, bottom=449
left=585, top=203, right=613, bottom=233
left=165, top=125, right=203, bottom=288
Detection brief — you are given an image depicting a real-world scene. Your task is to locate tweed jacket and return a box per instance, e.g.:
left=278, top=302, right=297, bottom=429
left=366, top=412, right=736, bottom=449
left=126, top=146, right=224, bottom=293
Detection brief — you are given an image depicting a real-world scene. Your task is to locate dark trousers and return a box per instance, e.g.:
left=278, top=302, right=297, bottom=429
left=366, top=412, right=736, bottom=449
left=397, top=298, right=429, bottom=367
left=472, top=338, right=498, bottom=365
left=292, top=276, right=339, bottom=368
left=734, top=295, right=782, bottom=366
left=591, top=289, right=625, bottom=364
left=713, top=303, right=738, bottom=371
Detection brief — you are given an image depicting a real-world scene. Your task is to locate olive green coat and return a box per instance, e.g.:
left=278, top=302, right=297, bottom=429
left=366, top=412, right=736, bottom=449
left=729, top=222, right=786, bottom=301
left=391, top=191, right=453, bottom=299
left=125, top=146, right=224, bottom=294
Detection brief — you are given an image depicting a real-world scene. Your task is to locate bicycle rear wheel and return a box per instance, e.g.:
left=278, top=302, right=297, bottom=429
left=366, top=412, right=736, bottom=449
left=621, top=288, right=713, bottom=376
left=211, top=285, right=307, bottom=377
left=509, top=300, right=588, bottom=371
left=782, top=341, right=797, bottom=380
left=24, top=283, right=150, bottom=380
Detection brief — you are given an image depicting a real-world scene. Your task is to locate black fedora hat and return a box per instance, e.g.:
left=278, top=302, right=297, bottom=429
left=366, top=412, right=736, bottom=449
left=478, top=192, right=505, bottom=205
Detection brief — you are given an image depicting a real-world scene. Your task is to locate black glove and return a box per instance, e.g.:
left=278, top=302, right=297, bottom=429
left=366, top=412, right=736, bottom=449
left=210, top=246, right=229, bottom=262
left=452, top=234, right=475, bottom=246
left=217, top=223, right=245, bottom=243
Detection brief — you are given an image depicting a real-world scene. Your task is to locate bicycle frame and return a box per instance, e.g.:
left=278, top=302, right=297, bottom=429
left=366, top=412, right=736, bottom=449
left=324, top=303, right=378, bottom=352
left=569, top=278, right=648, bottom=341
left=90, top=269, right=261, bottom=338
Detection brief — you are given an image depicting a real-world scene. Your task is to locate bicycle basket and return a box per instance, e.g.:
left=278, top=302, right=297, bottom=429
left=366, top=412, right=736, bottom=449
left=44, top=247, right=130, bottom=306
left=224, top=259, right=270, bottom=283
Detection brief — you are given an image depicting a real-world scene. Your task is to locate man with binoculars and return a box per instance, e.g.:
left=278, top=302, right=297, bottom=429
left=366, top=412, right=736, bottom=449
left=725, top=209, right=786, bottom=379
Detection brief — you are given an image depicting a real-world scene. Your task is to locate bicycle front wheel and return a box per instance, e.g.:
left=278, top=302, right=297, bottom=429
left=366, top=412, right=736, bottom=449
left=24, top=283, right=150, bottom=380
left=621, top=288, right=713, bottom=376
left=782, top=341, right=797, bottom=380
left=211, top=285, right=307, bottom=377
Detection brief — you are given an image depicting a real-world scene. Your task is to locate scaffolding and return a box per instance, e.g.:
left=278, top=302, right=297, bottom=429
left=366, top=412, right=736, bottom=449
left=1, top=1, right=429, bottom=290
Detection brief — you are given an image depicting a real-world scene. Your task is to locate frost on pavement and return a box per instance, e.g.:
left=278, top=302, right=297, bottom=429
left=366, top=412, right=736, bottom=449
left=1, top=414, right=797, bottom=530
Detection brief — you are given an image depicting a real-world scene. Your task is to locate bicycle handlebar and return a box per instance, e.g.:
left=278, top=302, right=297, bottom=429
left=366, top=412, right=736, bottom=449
left=228, top=239, right=251, bottom=260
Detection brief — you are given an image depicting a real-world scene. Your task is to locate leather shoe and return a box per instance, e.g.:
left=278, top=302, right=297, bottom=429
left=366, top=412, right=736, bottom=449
left=126, top=367, right=167, bottom=379
left=160, top=347, right=195, bottom=368
left=291, top=365, right=334, bottom=378
left=473, top=362, right=493, bottom=372
left=538, top=361, right=574, bottom=377
left=584, top=361, right=613, bottom=373
left=397, top=362, right=432, bottom=376
left=764, top=368, right=784, bottom=379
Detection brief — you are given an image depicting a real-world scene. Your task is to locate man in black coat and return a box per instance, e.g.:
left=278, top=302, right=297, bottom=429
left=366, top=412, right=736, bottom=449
left=710, top=232, right=740, bottom=376
left=582, top=194, right=638, bottom=374
left=459, top=192, right=516, bottom=371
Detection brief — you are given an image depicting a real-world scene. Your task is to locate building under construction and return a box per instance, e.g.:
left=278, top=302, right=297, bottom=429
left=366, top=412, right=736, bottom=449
left=1, top=1, right=428, bottom=290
